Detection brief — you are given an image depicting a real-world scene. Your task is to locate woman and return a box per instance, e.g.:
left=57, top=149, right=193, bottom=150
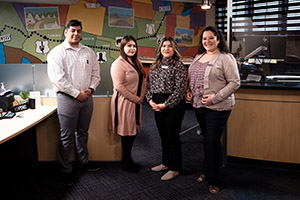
left=146, top=37, right=187, bottom=181
left=186, top=26, right=240, bottom=193
left=110, top=35, right=147, bottom=173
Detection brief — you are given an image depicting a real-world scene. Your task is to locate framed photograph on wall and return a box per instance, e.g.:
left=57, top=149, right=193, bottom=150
left=174, top=27, right=194, bottom=46
left=108, top=7, right=134, bottom=29
left=24, top=7, right=60, bottom=31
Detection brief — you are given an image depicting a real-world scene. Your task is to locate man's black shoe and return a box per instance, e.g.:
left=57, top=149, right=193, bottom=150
left=79, top=162, right=100, bottom=172
left=121, top=161, right=140, bottom=173
left=61, top=172, right=73, bottom=186
left=131, top=161, right=142, bottom=169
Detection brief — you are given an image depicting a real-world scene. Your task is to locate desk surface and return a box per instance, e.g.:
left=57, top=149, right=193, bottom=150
left=241, top=81, right=300, bottom=90
left=0, top=106, right=57, bottom=144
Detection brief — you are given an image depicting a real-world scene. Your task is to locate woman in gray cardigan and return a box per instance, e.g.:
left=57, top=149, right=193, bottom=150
left=186, top=26, right=240, bottom=194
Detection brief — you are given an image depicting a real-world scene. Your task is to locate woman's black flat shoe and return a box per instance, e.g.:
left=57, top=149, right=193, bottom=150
left=209, top=185, right=220, bottom=194
left=197, top=174, right=206, bottom=183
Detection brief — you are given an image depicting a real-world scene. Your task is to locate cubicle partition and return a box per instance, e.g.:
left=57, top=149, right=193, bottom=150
left=0, top=63, right=121, bottom=162
left=0, top=63, right=113, bottom=96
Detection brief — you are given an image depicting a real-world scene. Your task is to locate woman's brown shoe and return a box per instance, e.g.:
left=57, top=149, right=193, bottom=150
left=197, top=174, right=206, bottom=183
left=209, top=185, right=220, bottom=194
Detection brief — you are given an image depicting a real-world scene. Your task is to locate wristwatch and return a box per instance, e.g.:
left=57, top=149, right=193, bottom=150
left=89, top=87, right=94, bottom=94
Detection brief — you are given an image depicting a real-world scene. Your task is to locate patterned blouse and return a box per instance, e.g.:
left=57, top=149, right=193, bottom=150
left=146, top=58, right=187, bottom=108
left=188, top=61, right=208, bottom=108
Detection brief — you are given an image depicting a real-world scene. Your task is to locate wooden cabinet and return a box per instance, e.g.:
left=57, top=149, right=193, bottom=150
left=37, top=97, right=121, bottom=161
left=227, top=88, right=300, bottom=163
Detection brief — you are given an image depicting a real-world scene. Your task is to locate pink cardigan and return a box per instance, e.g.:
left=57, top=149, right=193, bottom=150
left=110, top=56, right=147, bottom=136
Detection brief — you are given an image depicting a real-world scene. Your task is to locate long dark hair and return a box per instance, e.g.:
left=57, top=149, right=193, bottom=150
left=152, top=36, right=182, bottom=70
left=198, top=26, right=229, bottom=54
left=120, top=35, right=145, bottom=77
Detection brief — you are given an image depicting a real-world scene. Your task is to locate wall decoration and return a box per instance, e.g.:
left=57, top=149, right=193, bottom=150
left=0, top=43, right=5, bottom=64
left=108, top=7, right=134, bottom=29
left=24, top=7, right=60, bottom=31
left=0, top=34, right=11, bottom=43
left=0, top=0, right=205, bottom=64
left=35, top=40, right=50, bottom=54
left=96, top=51, right=107, bottom=63
left=175, top=27, right=194, bottom=46
left=146, top=24, right=155, bottom=35
left=156, top=34, right=165, bottom=44
left=115, top=36, right=123, bottom=47
left=0, top=0, right=206, bottom=95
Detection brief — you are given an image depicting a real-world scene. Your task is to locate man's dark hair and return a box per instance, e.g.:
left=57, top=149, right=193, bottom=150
left=66, top=19, right=82, bottom=30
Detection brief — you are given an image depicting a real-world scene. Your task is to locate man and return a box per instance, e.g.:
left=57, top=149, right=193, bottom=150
left=47, top=19, right=101, bottom=186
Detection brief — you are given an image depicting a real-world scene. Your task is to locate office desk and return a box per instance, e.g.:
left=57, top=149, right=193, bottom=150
left=37, top=97, right=122, bottom=161
left=0, top=106, right=57, bottom=197
left=0, top=106, right=57, bottom=162
left=0, top=106, right=57, bottom=144
left=227, top=87, right=300, bottom=164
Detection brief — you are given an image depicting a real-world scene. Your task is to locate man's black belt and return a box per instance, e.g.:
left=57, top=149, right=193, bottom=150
left=57, top=91, right=76, bottom=100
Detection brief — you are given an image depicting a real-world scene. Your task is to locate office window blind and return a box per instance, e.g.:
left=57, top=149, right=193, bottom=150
left=215, top=0, right=300, bottom=36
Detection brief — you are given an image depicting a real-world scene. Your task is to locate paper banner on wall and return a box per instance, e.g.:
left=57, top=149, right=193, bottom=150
left=66, top=0, right=105, bottom=36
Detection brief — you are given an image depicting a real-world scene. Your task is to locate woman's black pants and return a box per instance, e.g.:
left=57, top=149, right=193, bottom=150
left=121, top=135, right=136, bottom=164
left=153, top=94, right=185, bottom=171
left=195, top=107, right=231, bottom=187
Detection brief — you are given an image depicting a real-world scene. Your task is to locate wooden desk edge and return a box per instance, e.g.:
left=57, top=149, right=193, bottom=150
left=0, top=106, right=57, bottom=144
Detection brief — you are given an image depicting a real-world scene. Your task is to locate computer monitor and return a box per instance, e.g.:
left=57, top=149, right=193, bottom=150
left=244, top=35, right=287, bottom=59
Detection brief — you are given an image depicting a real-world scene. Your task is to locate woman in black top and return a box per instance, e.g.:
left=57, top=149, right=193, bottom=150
left=146, top=37, right=187, bottom=181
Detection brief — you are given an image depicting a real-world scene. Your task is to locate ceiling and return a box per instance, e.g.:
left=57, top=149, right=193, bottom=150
left=0, top=0, right=78, bottom=5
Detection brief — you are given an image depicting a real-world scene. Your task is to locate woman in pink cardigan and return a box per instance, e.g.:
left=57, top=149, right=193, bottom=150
left=110, top=35, right=147, bottom=173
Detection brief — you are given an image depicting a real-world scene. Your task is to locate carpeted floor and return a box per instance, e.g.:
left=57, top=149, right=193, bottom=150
left=2, top=102, right=300, bottom=200
left=2, top=103, right=232, bottom=200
